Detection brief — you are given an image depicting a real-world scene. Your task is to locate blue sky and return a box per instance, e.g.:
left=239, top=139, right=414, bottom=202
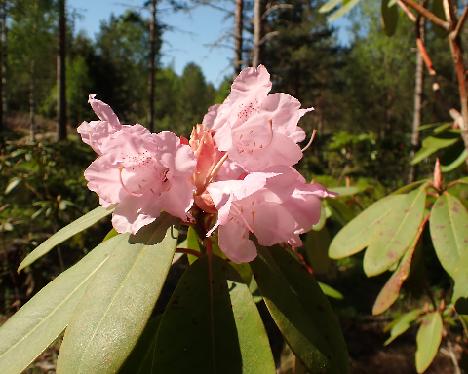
left=72, top=0, right=235, bottom=86
left=71, top=0, right=349, bottom=86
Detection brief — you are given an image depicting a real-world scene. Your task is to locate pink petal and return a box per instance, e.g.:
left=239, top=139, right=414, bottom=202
left=218, top=219, right=257, bottom=263
left=202, top=104, right=220, bottom=129
left=111, top=195, right=160, bottom=234
left=249, top=200, right=297, bottom=246
left=161, top=175, right=195, bottom=221
left=88, top=94, right=121, bottom=128
left=84, top=156, right=123, bottom=205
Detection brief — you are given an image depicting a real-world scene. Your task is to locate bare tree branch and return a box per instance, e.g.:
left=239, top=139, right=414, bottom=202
left=400, top=0, right=449, bottom=29
left=451, top=6, right=468, bottom=40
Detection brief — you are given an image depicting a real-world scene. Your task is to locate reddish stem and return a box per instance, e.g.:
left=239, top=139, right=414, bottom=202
left=176, top=247, right=201, bottom=258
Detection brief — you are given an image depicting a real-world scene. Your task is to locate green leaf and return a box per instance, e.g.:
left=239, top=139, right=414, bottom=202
left=364, top=187, right=426, bottom=276
left=0, top=234, right=125, bottom=374
left=418, top=122, right=448, bottom=131
left=153, top=256, right=275, bottom=373
left=251, top=246, right=348, bottom=373
left=319, top=0, right=343, bottom=14
left=411, top=136, right=459, bottom=165
left=304, top=228, right=333, bottom=275
left=329, top=0, right=361, bottom=21
left=430, top=193, right=468, bottom=279
left=415, top=312, right=443, bottom=373
left=4, top=177, right=21, bottom=195
left=384, top=309, right=421, bottom=346
left=326, top=198, right=356, bottom=226
left=311, top=202, right=327, bottom=231
left=372, top=238, right=423, bottom=315
left=57, top=216, right=178, bottom=374
left=390, top=180, right=428, bottom=195
left=318, top=282, right=344, bottom=300
left=185, top=226, right=201, bottom=264
left=452, top=254, right=468, bottom=306
left=328, top=185, right=362, bottom=197
left=381, top=0, right=399, bottom=36
left=18, top=206, right=113, bottom=272
left=441, top=149, right=467, bottom=172
left=102, top=228, right=118, bottom=242
left=329, top=195, right=406, bottom=259
left=119, top=316, right=161, bottom=374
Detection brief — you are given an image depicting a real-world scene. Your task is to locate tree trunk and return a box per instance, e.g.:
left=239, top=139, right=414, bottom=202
left=148, top=0, right=157, bottom=132
left=408, top=16, right=425, bottom=182
left=234, top=0, right=244, bottom=74
left=253, top=0, right=263, bottom=67
left=0, top=0, right=7, bottom=142
left=29, top=60, right=35, bottom=143
left=0, top=1, right=4, bottom=140
left=1, top=0, right=6, bottom=122
left=57, top=0, right=67, bottom=141
left=445, top=0, right=468, bottom=168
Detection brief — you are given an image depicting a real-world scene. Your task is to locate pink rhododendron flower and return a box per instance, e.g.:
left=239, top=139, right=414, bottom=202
left=77, top=94, right=122, bottom=154
left=189, top=124, right=246, bottom=213
left=206, top=167, right=333, bottom=263
left=202, top=65, right=313, bottom=171
left=81, top=110, right=196, bottom=234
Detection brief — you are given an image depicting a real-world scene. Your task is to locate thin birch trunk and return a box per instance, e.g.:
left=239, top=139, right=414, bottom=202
left=57, top=0, right=67, bottom=141
left=408, top=16, right=425, bottom=182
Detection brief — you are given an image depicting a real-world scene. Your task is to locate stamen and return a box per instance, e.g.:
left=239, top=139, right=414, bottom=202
left=206, top=153, right=228, bottom=185
left=119, top=167, right=143, bottom=197
left=231, top=204, right=255, bottom=234
left=301, top=129, right=317, bottom=152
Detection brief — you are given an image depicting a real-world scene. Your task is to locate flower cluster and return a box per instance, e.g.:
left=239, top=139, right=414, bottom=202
left=79, top=65, right=333, bottom=263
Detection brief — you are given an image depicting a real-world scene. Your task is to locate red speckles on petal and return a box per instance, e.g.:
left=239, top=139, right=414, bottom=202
left=237, top=100, right=260, bottom=123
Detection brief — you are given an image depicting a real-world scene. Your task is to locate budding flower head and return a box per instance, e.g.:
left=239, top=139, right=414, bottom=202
left=433, top=158, right=443, bottom=191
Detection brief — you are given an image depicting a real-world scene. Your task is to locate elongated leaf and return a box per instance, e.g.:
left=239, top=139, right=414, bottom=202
left=452, top=254, right=468, bottom=306
left=411, top=136, right=459, bottom=165
left=319, top=0, right=342, bottom=13
left=430, top=193, right=468, bottom=279
left=415, top=312, right=443, bottom=373
left=0, top=234, right=125, bottom=374
left=390, top=179, right=428, bottom=195
left=119, top=317, right=161, bottom=374
left=326, top=198, right=356, bottom=226
left=304, top=228, right=333, bottom=275
left=328, top=185, right=362, bottom=197
left=252, top=246, right=348, bottom=374
left=185, top=225, right=201, bottom=264
left=329, top=0, right=361, bottom=21
left=384, top=309, right=421, bottom=346
left=418, top=122, right=448, bottom=131
left=19, top=206, right=113, bottom=271
left=364, top=187, right=426, bottom=276
left=381, top=0, right=398, bottom=36
left=5, top=177, right=21, bottom=194
left=318, top=282, right=344, bottom=300
left=441, top=149, right=467, bottom=172
left=329, top=195, right=405, bottom=259
left=153, top=256, right=275, bottom=374
left=312, top=202, right=327, bottom=231
left=373, top=216, right=427, bottom=315
left=57, top=216, right=178, bottom=374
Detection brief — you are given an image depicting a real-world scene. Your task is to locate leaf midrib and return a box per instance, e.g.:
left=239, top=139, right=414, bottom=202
left=374, top=188, right=424, bottom=256
left=74, top=238, right=157, bottom=373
